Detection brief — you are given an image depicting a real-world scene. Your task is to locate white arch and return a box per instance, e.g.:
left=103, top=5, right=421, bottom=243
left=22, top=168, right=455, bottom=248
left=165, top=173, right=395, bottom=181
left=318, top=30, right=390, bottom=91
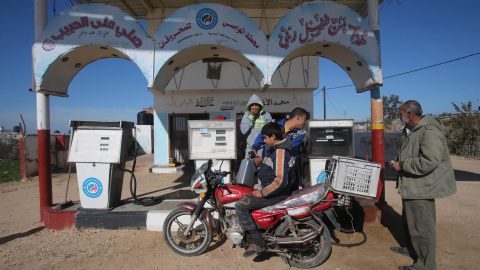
left=268, top=1, right=382, bottom=92
left=33, top=3, right=153, bottom=96
left=151, top=3, right=268, bottom=94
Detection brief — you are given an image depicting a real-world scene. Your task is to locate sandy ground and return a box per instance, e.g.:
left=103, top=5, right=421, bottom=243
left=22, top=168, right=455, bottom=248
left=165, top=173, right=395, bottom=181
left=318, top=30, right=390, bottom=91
left=1, top=155, right=479, bottom=270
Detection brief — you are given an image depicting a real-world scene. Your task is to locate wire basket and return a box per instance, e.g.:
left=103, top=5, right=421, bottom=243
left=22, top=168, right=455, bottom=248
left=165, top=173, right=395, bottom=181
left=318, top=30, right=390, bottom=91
left=328, top=156, right=381, bottom=198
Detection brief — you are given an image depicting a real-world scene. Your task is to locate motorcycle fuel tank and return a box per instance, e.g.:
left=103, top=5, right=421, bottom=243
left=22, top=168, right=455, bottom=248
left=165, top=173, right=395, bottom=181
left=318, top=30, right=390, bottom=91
left=215, top=184, right=254, bottom=206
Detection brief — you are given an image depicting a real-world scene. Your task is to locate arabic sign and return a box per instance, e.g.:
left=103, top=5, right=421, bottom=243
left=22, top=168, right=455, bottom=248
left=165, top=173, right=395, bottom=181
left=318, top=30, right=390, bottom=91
left=269, top=1, right=381, bottom=89
left=154, top=4, right=266, bottom=52
left=33, top=3, right=153, bottom=94
left=48, top=16, right=143, bottom=48
left=158, top=90, right=312, bottom=115
left=153, top=3, right=269, bottom=93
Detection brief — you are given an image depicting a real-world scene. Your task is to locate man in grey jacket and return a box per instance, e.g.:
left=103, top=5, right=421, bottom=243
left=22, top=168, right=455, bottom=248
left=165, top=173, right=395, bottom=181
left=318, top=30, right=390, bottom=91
left=240, top=94, right=272, bottom=158
left=389, top=100, right=457, bottom=270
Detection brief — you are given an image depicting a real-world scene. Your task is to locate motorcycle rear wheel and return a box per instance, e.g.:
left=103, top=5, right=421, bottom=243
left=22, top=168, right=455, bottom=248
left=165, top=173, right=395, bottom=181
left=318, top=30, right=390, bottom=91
left=163, top=208, right=213, bottom=256
left=275, top=219, right=332, bottom=268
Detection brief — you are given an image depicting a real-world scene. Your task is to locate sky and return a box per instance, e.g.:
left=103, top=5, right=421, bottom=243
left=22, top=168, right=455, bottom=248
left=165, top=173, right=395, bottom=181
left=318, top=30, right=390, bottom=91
left=1, top=0, right=479, bottom=133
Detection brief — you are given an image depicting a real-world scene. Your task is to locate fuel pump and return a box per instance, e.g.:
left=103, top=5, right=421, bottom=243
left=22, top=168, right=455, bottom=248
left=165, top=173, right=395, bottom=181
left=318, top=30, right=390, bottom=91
left=187, top=120, right=236, bottom=182
left=303, top=119, right=354, bottom=187
left=68, top=120, right=135, bottom=209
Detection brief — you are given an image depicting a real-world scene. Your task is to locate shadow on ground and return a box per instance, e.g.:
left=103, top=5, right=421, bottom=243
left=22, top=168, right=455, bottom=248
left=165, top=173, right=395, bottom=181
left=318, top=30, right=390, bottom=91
left=380, top=204, right=406, bottom=247
left=126, top=171, right=196, bottom=201
left=0, top=226, right=45, bottom=245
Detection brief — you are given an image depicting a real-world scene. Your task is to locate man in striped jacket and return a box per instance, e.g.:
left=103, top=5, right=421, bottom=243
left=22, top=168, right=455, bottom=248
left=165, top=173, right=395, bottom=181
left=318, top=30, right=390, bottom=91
left=235, top=122, right=295, bottom=258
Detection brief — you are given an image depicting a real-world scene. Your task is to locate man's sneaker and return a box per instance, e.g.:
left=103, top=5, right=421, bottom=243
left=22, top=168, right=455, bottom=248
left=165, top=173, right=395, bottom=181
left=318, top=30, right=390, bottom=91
left=243, top=243, right=266, bottom=258
left=390, top=246, right=410, bottom=257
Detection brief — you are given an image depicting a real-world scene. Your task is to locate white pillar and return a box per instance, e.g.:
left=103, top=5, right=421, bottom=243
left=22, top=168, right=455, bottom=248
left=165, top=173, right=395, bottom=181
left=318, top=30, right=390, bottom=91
left=35, top=0, right=50, bottom=131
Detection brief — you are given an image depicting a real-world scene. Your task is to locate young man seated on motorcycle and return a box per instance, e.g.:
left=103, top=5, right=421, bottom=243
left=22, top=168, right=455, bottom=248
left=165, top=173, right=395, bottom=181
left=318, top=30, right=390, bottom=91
left=235, top=122, right=296, bottom=258
left=250, top=107, right=308, bottom=192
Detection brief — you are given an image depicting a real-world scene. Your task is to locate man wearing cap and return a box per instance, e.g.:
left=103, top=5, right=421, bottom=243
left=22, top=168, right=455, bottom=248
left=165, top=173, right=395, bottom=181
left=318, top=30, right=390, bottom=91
left=240, top=94, right=272, bottom=158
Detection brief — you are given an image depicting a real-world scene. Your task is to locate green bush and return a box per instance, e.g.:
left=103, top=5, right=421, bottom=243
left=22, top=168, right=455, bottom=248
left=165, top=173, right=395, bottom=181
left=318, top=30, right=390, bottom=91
left=0, top=159, right=21, bottom=183
left=440, top=101, right=480, bottom=158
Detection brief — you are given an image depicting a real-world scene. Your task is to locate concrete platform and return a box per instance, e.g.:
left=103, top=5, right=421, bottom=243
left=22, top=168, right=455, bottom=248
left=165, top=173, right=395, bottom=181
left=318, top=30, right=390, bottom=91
left=62, top=199, right=196, bottom=231
left=42, top=153, right=385, bottom=231
left=149, top=164, right=194, bottom=174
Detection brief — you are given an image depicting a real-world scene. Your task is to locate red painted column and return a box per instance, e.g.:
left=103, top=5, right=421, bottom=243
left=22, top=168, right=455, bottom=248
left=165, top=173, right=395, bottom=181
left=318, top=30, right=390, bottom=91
left=371, top=100, right=385, bottom=202
left=38, top=130, right=53, bottom=211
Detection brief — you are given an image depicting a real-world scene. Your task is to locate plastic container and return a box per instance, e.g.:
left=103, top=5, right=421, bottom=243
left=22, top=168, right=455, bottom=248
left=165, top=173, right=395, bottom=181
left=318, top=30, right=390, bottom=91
left=236, top=159, right=256, bottom=188
left=137, top=111, right=153, bottom=125
left=329, top=155, right=381, bottom=198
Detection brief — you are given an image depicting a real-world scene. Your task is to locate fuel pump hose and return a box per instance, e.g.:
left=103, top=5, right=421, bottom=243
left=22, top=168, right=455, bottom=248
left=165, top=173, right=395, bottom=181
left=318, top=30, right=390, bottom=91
left=125, top=142, right=164, bottom=206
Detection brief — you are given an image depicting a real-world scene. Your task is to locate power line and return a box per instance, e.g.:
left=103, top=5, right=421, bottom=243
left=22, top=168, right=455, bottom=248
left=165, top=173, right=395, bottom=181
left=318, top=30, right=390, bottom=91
left=325, top=90, right=342, bottom=115
left=314, top=51, right=480, bottom=95
left=384, top=52, right=480, bottom=79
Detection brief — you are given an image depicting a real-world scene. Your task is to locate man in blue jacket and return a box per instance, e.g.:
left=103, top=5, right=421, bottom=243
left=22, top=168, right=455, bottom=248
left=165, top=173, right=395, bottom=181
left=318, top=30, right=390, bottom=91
left=251, top=107, right=307, bottom=190
left=235, top=122, right=295, bottom=258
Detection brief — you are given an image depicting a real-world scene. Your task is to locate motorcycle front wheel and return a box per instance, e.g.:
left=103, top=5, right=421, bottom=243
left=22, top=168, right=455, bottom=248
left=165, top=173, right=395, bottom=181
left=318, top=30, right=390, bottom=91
left=275, top=218, right=332, bottom=269
left=163, top=208, right=213, bottom=256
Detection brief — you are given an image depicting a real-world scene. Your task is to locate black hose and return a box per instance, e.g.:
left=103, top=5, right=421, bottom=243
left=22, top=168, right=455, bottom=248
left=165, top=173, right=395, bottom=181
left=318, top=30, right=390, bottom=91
left=126, top=143, right=164, bottom=207
left=331, top=229, right=367, bottom=247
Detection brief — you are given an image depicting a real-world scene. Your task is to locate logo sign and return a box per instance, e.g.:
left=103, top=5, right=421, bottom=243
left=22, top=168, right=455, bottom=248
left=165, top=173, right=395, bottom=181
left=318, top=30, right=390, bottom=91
left=82, top=178, right=103, bottom=198
left=196, top=8, right=218, bottom=30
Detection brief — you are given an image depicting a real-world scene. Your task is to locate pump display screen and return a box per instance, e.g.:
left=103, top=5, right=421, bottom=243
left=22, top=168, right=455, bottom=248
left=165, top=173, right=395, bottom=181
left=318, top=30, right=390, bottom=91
left=309, top=127, right=353, bottom=157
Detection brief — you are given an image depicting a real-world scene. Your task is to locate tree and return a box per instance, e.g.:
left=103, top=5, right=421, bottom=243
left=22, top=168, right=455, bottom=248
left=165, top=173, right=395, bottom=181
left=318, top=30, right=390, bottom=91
left=451, top=101, right=473, bottom=114
left=383, top=95, right=403, bottom=126
left=442, top=101, right=480, bottom=157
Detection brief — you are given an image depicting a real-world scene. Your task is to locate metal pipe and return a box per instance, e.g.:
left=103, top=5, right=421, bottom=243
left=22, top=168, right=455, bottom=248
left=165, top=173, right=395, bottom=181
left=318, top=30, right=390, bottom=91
left=266, top=228, right=322, bottom=245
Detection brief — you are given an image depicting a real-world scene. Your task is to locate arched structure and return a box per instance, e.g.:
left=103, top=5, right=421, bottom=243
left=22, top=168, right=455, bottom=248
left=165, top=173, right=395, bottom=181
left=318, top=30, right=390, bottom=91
left=33, top=2, right=381, bottom=96
left=268, top=1, right=382, bottom=92
left=33, top=4, right=153, bottom=96
left=151, top=3, right=268, bottom=94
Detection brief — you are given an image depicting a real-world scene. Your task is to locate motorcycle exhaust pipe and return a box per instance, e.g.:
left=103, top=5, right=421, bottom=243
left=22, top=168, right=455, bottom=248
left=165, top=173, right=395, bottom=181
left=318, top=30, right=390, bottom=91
left=266, top=227, right=323, bottom=245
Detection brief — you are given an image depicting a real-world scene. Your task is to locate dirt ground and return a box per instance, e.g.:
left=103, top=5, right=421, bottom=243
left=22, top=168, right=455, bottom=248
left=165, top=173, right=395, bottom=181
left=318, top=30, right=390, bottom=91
left=1, top=155, right=479, bottom=270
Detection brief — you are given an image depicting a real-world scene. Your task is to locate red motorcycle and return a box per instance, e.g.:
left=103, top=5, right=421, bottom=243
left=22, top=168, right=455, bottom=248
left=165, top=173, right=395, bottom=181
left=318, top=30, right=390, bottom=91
left=163, top=159, right=343, bottom=268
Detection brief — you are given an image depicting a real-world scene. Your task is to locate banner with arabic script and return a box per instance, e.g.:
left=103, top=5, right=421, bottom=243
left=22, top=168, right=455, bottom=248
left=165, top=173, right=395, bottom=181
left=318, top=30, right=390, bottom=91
left=152, top=3, right=268, bottom=93
left=269, top=1, right=382, bottom=92
left=33, top=3, right=153, bottom=96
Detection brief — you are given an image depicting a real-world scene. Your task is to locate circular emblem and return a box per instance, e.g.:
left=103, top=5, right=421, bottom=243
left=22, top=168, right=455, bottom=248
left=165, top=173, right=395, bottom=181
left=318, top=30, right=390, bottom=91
left=42, top=39, right=55, bottom=51
left=196, top=8, right=218, bottom=30
left=82, top=178, right=103, bottom=198
left=317, top=171, right=328, bottom=184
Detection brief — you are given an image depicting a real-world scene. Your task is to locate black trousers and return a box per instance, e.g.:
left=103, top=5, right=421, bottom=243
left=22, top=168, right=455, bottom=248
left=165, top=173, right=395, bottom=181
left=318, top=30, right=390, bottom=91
left=402, top=199, right=437, bottom=270
left=235, top=194, right=283, bottom=231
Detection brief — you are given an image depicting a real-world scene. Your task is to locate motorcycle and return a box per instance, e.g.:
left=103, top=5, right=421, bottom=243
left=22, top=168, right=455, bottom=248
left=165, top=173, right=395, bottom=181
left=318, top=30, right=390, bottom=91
left=163, top=159, right=345, bottom=269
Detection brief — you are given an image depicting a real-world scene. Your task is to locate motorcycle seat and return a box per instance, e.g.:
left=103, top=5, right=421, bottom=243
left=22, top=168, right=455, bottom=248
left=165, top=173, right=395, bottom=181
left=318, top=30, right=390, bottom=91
left=261, top=183, right=330, bottom=213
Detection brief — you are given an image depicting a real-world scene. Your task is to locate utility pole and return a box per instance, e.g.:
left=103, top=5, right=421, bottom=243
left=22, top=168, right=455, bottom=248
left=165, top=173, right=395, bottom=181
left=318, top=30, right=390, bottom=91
left=322, top=86, right=326, bottom=120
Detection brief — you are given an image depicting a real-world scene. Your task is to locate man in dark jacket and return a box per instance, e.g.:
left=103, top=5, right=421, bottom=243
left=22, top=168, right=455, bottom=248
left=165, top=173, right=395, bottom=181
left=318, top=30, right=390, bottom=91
left=389, top=100, right=457, bottom=270
left=235, top=122, right=295, bottom=258
left=251, top=107, right=307, bottom=190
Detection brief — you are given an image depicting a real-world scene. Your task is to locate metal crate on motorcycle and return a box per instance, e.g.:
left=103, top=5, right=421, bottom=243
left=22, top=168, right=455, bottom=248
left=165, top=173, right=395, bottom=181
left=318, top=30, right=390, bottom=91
left=329, top=155, right=381, bottom=198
